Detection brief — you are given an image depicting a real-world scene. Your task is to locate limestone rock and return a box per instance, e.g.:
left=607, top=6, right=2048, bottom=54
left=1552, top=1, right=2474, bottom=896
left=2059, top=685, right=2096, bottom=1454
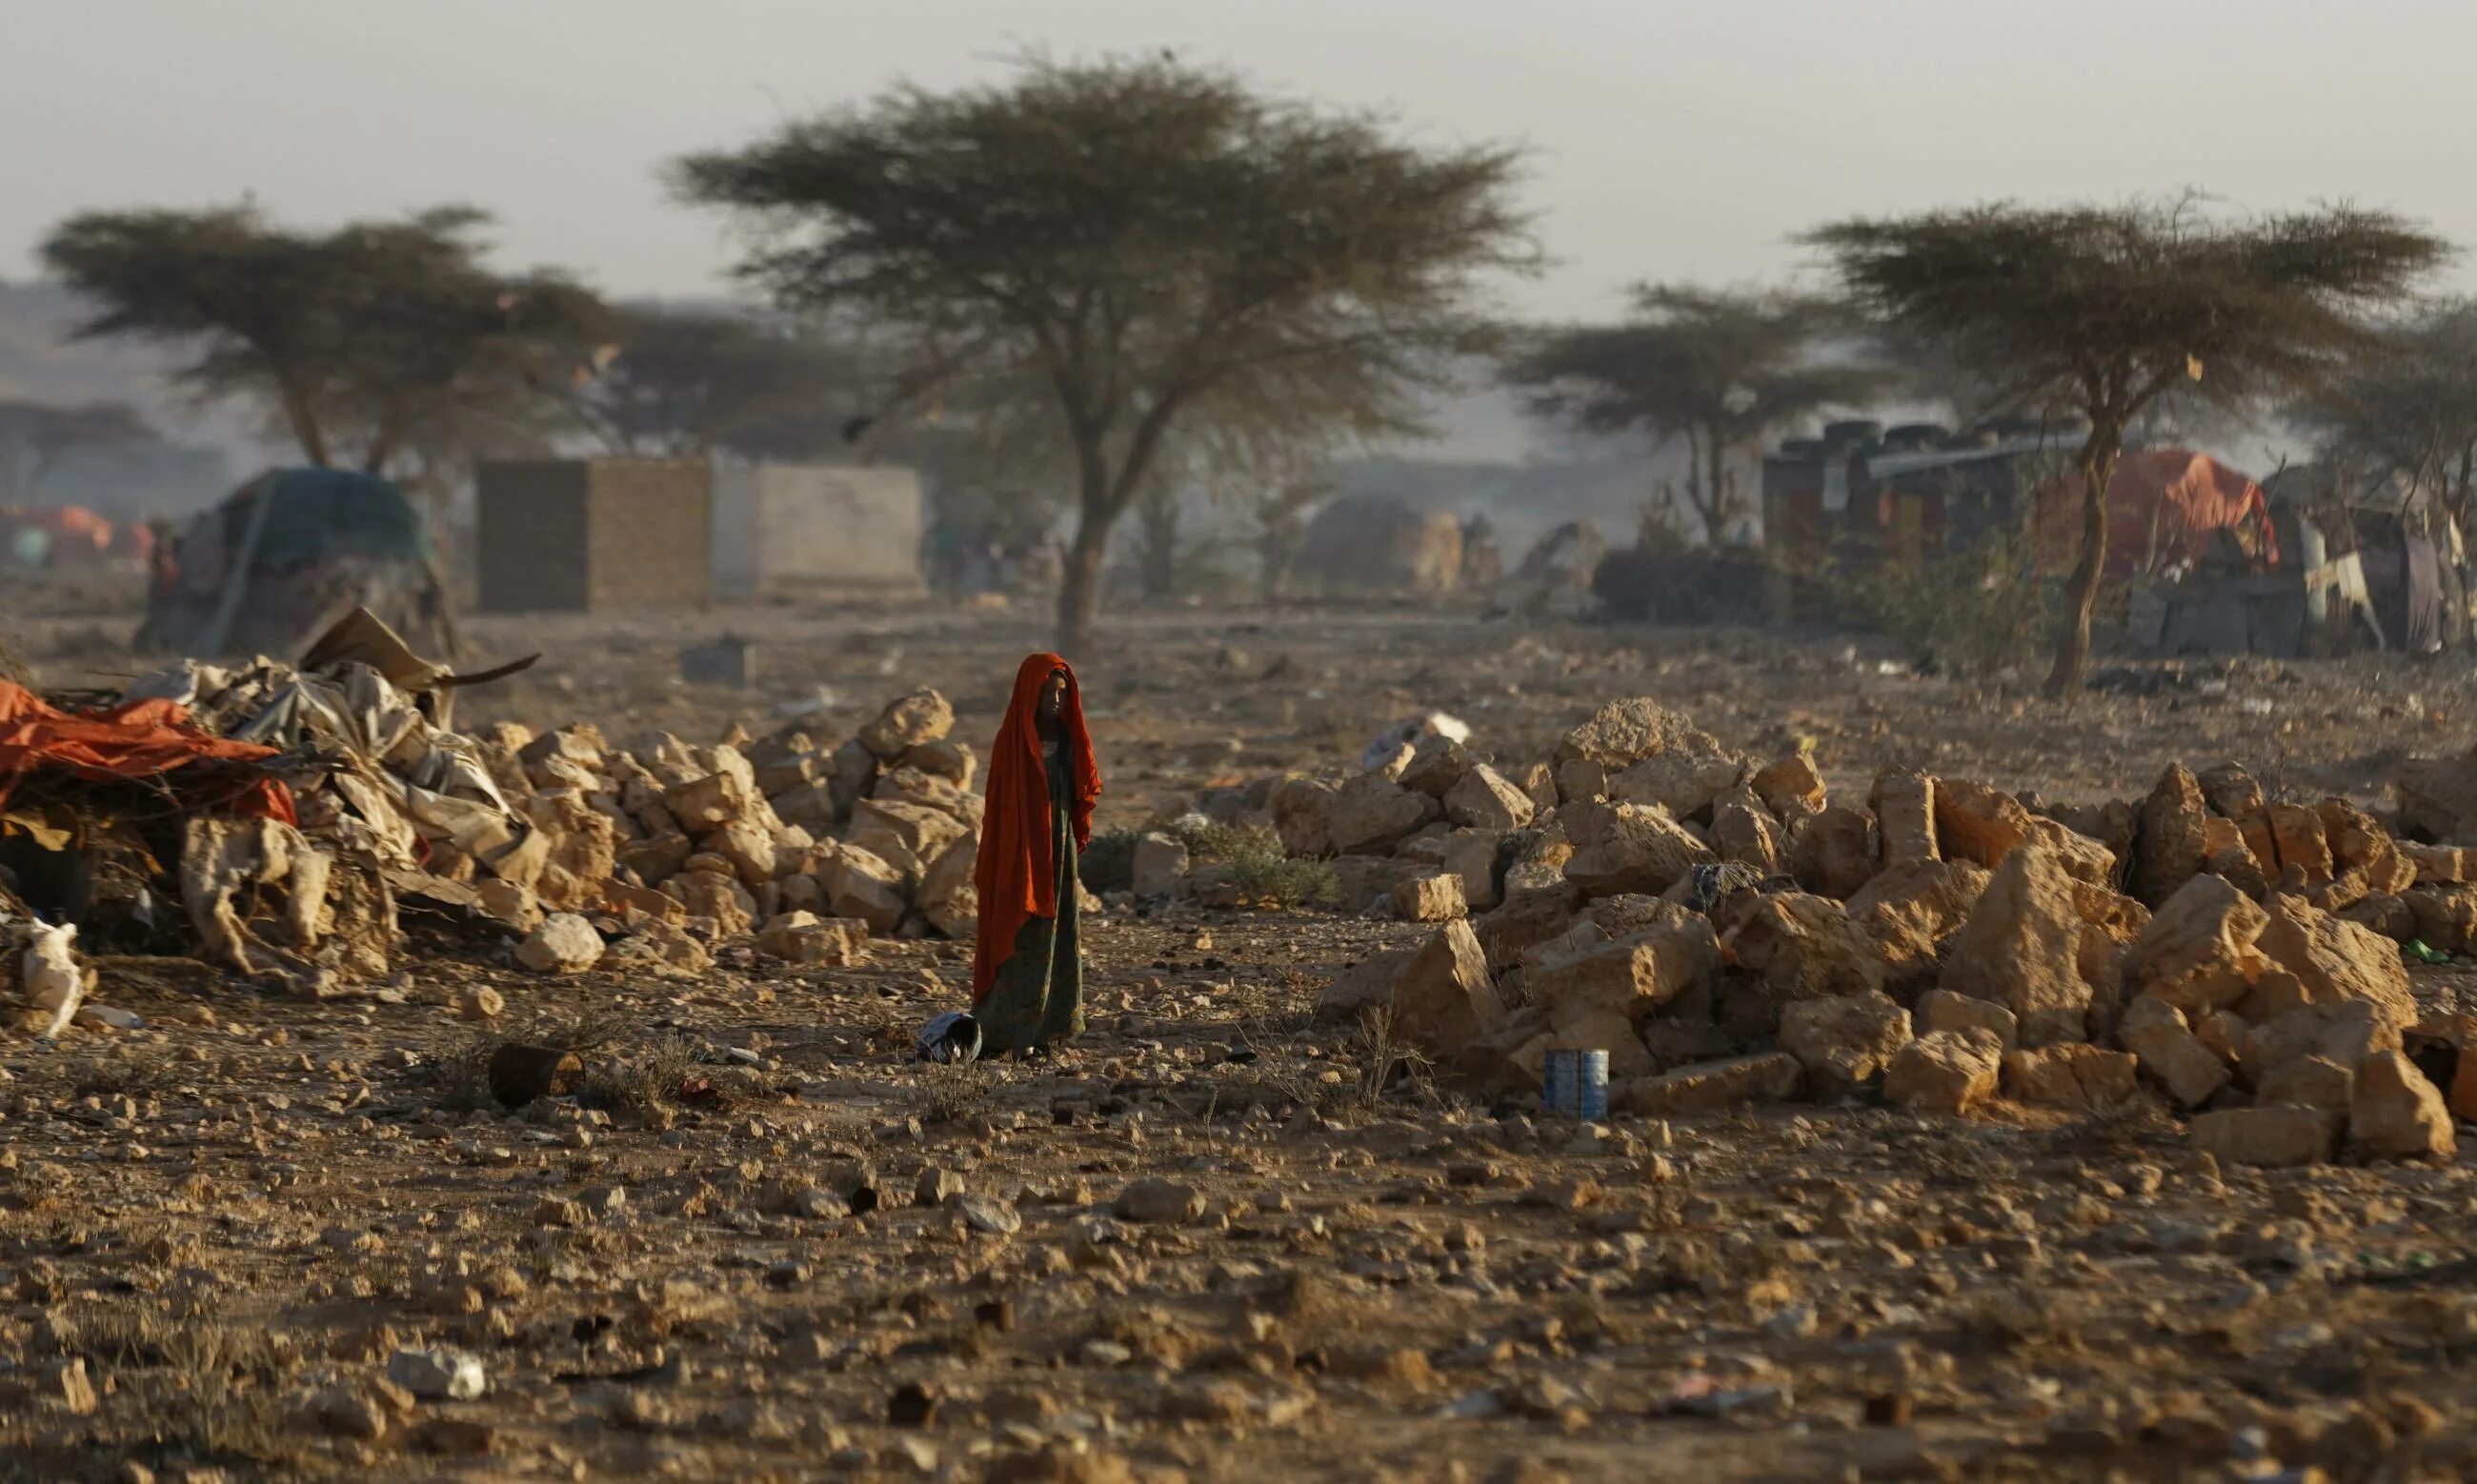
left=476, top=879, right=542, bottom=933
left=2002, top=1043, right=2138, bottom=1111
left=1390, top=920, right=1506, bottom=1067
left=1710, top=792, right=1783, bottom=874
left=903, top=739, right=977, bottom=790
left=515, top=913, right=602, bottom=974
left=1440, top=829, right=1504, bottom=912
left=2351, top=1050, right=2456, bottom=1160
left=2197, top=761, right=2277, bottom=874
left=1883, top=1029, right=2004, bottom=1115
left=703, top=818, right=780, bottom=886
left=1131, top=833, right=1190, bottom=899
left=820, top=846, right=907, bottom=934
left=1915, top=989, right=2018, bottom=1047
left=1518, top=762, right=1560, bottom=816
left=1473, top=887, right=1583, bottom=975
left=1561, top=801, right=1714, bottom=898
left=2190, top=1106, right=2343, bottom=1168
left=850, top=799, right=969, bottom=871
left=1846, top=858, right=1990, bottom=985
left=1933, top=778, right=2035, bottom=869
left=1725, top=892, right=1888, bottom=1002
left=1557, top=697, right=1722, bottom=769
left=1445, top=765, right=1535, bottom=832
left=667, top=747, right=760, bottom=832
left=2403, top=887, right=2477, bottom=953
left=2257, top=1054, right=2355, bottom=1112
left=1271, top=776, right=1339, bottom=858
left=917, top=838, right=978, bottom=938
left=1392, top=872, right=1469, bottom=923
left=1870, top=770, right=1938, bottom=867
left=1786, top=805, right=1877, bottom=900
left=1114, top=1178, right=1205, bottom=1225
left=1527, top=912, right=1720, bottom=1048
left=1313, top=948, right=1416, bottom=1025
left=859, top=688, right=955, bottom=760
left=1330, top=855, right=1420, bottom=914
left=1327, top=774, right=1440, bottom=856
left=2115, top=995, right=2232, bottom=1109
left=826, top=738, right=879, bottom=822
left=1618, top=1053, right=1802, bottom=1115
left=2318, top=798, right=2414, bottom=894
left=1780, top=990, right=1912, bottom=1095
left=2131, top=764, right=2211, bottom=907
left=2254, top=893, right=2418, bottom=1033
left=2121, top=873, right=2271, bottom=1015
left=1752, top=753, right=1826, bottom=815
left=2402, top=841, right=2475, bottom=886
left=1942, top=846, right=2104, bottom=1045
left=667, top=868, right=757, bottom=937
left=2264, top=802, right=2334, bottom=887
left=2236, top=998, right=2401, bottom=1088
left=1397, top=736, right=1471, bottom=797
left=755, top=912, right=868, bottom=965
left=1607, top=752, right=1746, bottom=821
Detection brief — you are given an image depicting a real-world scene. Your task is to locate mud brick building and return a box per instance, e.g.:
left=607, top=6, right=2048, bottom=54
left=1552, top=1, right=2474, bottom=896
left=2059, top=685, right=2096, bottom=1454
left=475, top=458, right=713, bottom=612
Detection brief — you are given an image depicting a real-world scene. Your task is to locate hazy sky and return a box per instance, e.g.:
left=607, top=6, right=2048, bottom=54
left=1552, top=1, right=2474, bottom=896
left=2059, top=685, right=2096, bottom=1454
left=8, top=0, right=2477, bottom=320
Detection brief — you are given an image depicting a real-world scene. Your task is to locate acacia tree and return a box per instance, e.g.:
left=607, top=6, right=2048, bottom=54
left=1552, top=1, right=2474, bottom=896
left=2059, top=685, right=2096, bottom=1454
left=2290, top=298, right=2477, bottom=534
left=571, top=304, right=869, bottom=458
left=1503, top=285, right=1886, bottom=542
left=673, top=55, right=1534, bottom=654
left=1807, top=199, right=2447, bottom=698
left=0, top=399, right=156, bottom=501
left=42, top=205, right=611, bottom=478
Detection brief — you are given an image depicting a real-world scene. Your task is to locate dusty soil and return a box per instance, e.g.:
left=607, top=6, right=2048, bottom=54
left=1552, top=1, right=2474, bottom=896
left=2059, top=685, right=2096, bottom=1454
left=5, top=584, right=2477, bottom=1482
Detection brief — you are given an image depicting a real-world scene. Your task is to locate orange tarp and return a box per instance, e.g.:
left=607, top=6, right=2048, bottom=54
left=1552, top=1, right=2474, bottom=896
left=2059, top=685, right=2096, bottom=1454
left=0, top=680, right=294, bottom=823
left=2034, top=450, right=2279, bottom=579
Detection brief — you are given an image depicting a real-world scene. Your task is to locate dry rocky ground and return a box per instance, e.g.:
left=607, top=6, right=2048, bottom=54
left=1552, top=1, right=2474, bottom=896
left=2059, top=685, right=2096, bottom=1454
left=6, top=582, right=2477, bottom=1482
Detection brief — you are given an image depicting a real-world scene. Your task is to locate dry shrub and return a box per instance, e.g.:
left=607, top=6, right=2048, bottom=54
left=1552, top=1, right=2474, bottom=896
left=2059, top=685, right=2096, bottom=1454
left=581, top=1032, right=704, bottom=1116
left=910, top=1059, right=993, bottom=1125
left=1835, top=524, right=2059, bottom=678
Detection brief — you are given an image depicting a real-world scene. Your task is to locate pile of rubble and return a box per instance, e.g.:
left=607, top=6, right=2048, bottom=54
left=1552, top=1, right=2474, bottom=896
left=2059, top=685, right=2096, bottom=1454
left=1187, top=696, right=2474, bottom=1170
left=4, top=610, right=991, bottom=1017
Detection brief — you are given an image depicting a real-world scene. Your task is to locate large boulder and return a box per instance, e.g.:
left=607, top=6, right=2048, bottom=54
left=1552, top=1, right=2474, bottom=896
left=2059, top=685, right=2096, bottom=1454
left=2191, top=1106, right=2344, bottom=1168
left=1752, top=753, right=1827, bottom=815
left=1780, top=990, right=1912, bottom=1096
left=1710, top=791, right=1784, bottom=874
left=1327, top=774, right=1440, bottom=856
left=2130, top=764, right=2211, bottom=907
left=1561, top=800, right=1714, bottom=899
left=1389, top=920, right=1506, bottom=1068
left=1445, top=765, right=1535, bottom=832
left=2395, top=751, right=2477, bottom=842
left=1724, top=892, right=1888, bottom=1002
left=2351, top=1050, right=2456, bottom=1160
left=1932, top=779, right=2036, bottom=870
left=1785, top=806, right=1878, bottom=900
left=2115, top=995, right=2233, bottom=1109
left=1527, top=912, right=1720, bottom=1077
left=1392, top=872, right=1470, bottom=923
left=1870, top=770, right=1938, bottom=867
left=2121, top=873, right=2271, bottom=1015
left=1915, top=989, right=2019, bottom=1047
left=1556, top=697, right=1723, bottom=771
left=1846, top=858, right=1990, bottom=986
left=2316, top=799, right=2416, bottom=894
left=2267, top=803, right=2335, bottom=887
left=819, top=845, right=907, bottom=933
left=667, top=747, right=761, bottom=832
left=2002, top=1044, right=2139, bottom=1112
left=916, top=837, right=977, bottom=938
left=1884, top=1029, right=2004, bottom=1115
left=1941, top=846, right=2109, bottom=1045
left=2254, top=893, right=2418, bottom=1033
left=1473, top=886, right=1583, bottom=975
left=1397, top=736, right=1470, bottom=797
left=1271, top=776, right=1339, bottom=858
left=1607, top=753, right=1747, bottom=822
left=858, top=688, right=955, bottom=761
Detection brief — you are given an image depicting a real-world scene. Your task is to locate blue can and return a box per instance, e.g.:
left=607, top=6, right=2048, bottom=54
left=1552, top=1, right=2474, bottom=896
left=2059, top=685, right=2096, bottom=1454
left=1542, top=1048, right=1609, bottom=1119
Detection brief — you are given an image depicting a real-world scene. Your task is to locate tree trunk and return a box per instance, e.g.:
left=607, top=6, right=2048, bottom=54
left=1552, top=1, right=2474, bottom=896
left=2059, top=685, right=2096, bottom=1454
left=2044, top=425, right=2123, bottom=702
left=1706, top=435, right=1730, bottom=545
left=1137, top=491, right=1180, bottom=601
left=278, top=379, right=332, bottom=467
left=1057, top=515, right=1109, bottom=659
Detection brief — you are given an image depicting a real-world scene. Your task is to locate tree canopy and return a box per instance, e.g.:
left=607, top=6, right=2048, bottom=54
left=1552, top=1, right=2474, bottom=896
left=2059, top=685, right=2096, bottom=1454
left=673, top=53, right=1536, bottom=652
left=41, top=204, right=613, bottom=481
left=571, top=304, right=867, bottom=459
left=2289, top=298, right=2477, bottom=528
left=1807, top=196, right=2447, bottom=696
left=1505, top=284, right=1886, bottom=539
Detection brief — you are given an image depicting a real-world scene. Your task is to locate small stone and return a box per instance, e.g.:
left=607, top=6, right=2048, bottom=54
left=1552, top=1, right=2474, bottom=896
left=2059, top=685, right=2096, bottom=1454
left=1113, top=1178, right=1204, bottom=1225
left=514, top=913, right=602, bottom=974
left=387, top=1346, right=488, bottom=1401
left=456, top=987, right=505, bottom=1022
left=306, top=1386, right=388, bottom=1441
left=1884, top=1029, right=2004, bottom=1116
left=47, top=1357, right=98, bottom=1416
left=2351, top=1050, right=2457, bottom=1161
left=951, top=1193, right=1022, bottom=1236
left=916, top=1168, right=963, bottom=1207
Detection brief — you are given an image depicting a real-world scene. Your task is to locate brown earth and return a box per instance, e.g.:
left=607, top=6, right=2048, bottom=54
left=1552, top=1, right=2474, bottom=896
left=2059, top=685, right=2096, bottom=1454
left=5, top=581, right=2477, bottom=1482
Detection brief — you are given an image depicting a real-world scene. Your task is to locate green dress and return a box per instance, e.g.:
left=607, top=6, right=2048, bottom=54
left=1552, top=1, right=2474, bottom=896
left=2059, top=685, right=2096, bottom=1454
left=977, top=737, right=1083, bottom=1058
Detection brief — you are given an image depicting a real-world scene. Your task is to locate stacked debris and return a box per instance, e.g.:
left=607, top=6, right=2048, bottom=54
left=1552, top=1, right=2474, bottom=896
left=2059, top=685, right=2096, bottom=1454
left=1228, top=694, right=2472, bottom=1169
left=5, top=612, right=993, bottom=1025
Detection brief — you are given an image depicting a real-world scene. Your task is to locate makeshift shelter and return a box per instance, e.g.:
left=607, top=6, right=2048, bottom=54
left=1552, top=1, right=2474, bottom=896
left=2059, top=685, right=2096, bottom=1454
left=1291, top=495, right=1464, bottom=595
left=138, top=469, right=454, bottom=659
left=712, top=462, right=923, bottom=598
left=2032, top=450, right=2279, bottom=580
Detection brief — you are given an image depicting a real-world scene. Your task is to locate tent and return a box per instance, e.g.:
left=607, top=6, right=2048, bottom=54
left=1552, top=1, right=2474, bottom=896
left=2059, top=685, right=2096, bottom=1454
left=2033, top=450, right=2279, bottom=579
left=138, top=469, right=455, bottom=659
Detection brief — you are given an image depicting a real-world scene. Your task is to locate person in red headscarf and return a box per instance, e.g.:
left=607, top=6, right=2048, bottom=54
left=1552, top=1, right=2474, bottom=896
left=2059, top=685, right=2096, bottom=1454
left=972, top=652, right=1101, bottom=1057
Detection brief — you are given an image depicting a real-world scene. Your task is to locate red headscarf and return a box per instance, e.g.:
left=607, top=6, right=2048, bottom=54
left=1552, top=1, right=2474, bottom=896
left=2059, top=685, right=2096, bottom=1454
left=972, top=652, right=1100, bottom=1001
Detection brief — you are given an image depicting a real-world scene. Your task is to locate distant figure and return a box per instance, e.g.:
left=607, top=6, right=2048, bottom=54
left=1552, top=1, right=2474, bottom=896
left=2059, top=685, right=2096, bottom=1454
left=972, top=654, right=1101, bottom=1058
left=1460, top=513, right=1502, bottom=589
